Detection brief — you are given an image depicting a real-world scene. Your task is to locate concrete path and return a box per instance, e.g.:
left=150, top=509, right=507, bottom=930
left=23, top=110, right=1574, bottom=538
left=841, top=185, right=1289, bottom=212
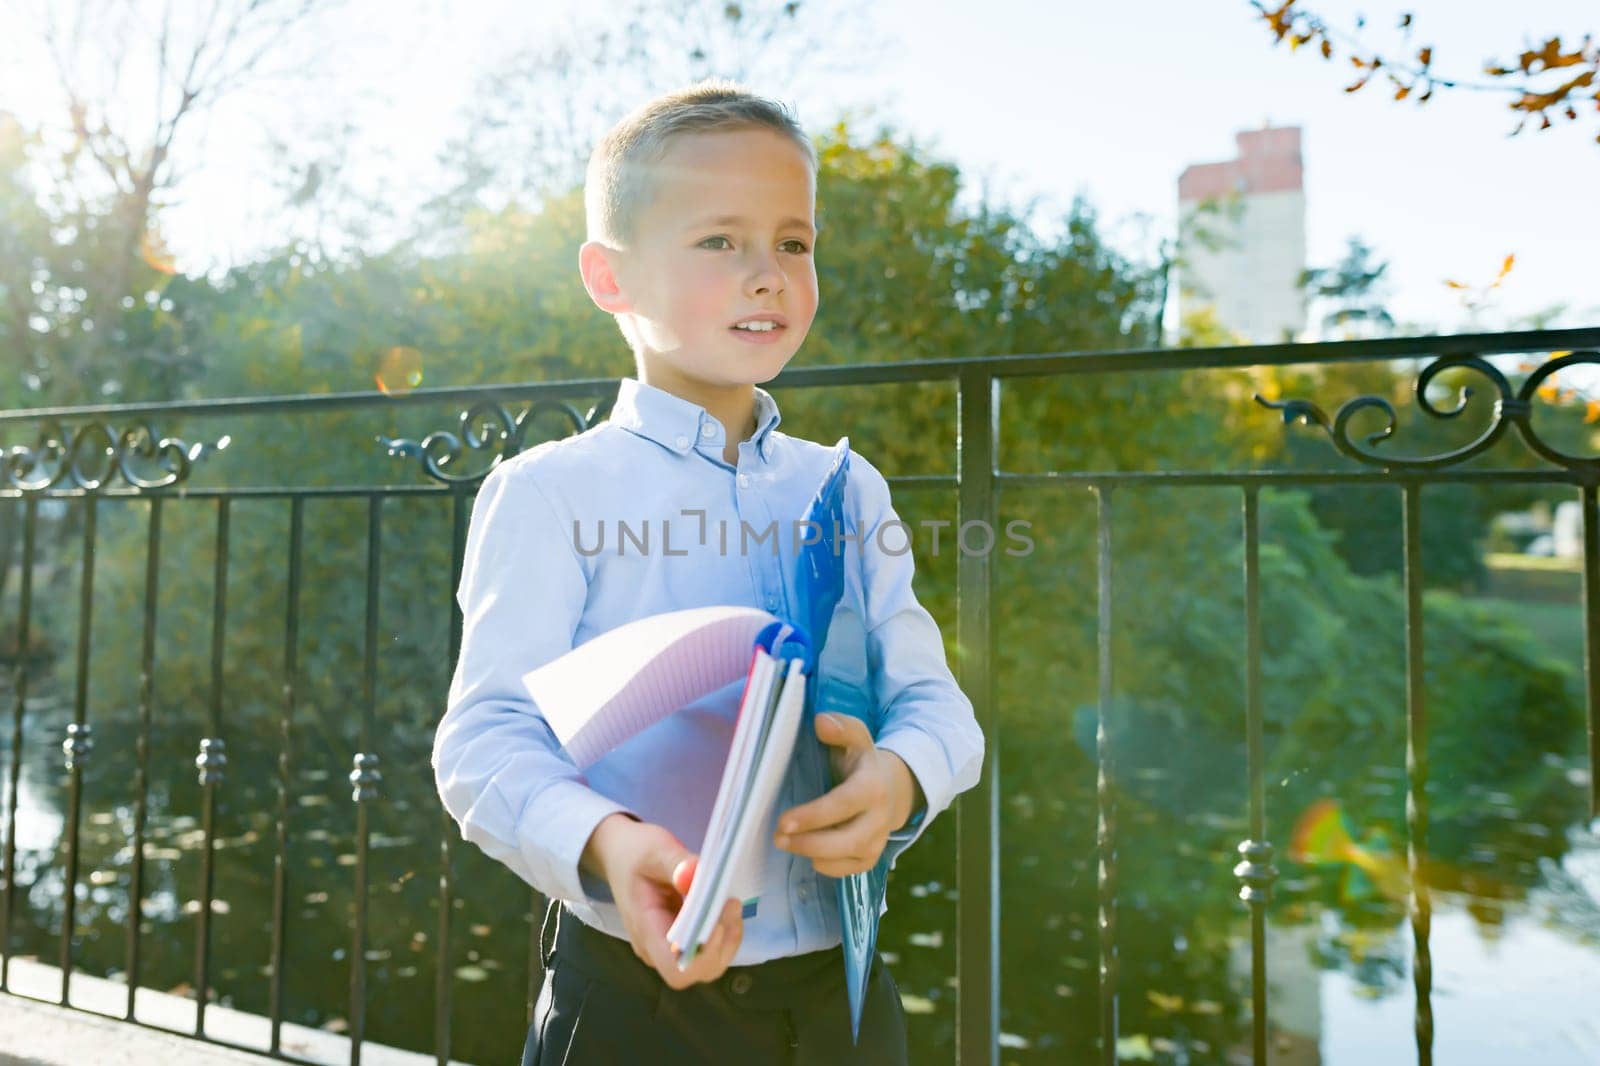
left=0, top=993, right=274, bottom=1065
left=0, top=957, right=464, bottom=1065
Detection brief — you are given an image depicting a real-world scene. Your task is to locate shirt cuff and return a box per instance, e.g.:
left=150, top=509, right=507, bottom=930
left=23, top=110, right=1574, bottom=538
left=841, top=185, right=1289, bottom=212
left=875, top=726, right=948, bottom=864
left=523, top=779, right=635, bottom=906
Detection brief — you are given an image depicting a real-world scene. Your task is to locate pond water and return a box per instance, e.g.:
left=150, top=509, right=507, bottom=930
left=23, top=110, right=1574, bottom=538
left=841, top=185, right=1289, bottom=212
left=2, top=662, right=1597, bottom=1064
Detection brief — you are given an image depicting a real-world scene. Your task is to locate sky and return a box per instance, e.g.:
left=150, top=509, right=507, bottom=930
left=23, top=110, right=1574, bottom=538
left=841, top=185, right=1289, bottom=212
left=2, top=0, right=1597, bottom=339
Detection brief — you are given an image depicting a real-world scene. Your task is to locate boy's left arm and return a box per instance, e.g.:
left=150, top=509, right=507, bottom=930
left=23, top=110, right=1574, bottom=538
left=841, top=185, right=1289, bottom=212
left=776, top=454, right=985, bottom=874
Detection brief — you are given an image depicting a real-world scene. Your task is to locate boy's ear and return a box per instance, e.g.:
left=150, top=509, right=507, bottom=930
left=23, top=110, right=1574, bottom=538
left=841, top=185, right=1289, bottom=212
left=579, top=241, right=632, bottom=315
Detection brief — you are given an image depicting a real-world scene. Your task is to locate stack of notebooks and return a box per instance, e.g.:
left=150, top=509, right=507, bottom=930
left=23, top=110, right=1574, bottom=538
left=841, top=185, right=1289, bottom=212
left=519, top=438, right=891, bottom=1040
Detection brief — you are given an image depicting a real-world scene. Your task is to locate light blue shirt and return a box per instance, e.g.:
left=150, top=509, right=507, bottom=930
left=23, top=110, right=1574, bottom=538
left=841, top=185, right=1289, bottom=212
left=432, top=376, right=984, bottom=965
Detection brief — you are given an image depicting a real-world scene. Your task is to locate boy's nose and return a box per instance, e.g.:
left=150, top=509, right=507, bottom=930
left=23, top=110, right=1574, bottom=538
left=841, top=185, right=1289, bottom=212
left=746, top=262, right=785, bottom=296
left=739, top=249, right=784, bottom=294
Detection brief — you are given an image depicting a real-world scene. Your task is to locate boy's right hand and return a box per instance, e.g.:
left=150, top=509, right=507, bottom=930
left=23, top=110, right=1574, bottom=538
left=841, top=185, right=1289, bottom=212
left=580, top=813, right=744, bottom=991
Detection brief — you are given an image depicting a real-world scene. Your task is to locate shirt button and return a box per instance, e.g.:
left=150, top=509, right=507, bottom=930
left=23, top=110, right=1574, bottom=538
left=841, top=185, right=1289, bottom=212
left=797, top=883, right=811, bottom=901
left=765, top=595, right=779, bottom=611
left=738, top=474, right=751, bottom=488
left=675, top=434, right=690, bottom=449
left=700, top=424, right=717, bottom=440
left=730, top=973, right=754, bottom=996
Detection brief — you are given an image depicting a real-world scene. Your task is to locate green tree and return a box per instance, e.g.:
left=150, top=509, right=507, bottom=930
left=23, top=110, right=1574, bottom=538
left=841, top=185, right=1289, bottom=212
left=4, top=0, right=347, bottom=404
left=1300, top=235, right=1396, bottom=340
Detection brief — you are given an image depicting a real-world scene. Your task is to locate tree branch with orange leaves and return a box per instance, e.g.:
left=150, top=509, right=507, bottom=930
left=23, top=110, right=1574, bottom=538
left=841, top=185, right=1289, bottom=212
left=1252, top=2, right=1600, bottom=143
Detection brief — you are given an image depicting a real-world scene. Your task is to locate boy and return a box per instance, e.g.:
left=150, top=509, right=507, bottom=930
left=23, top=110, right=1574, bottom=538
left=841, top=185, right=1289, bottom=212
left=433, top=80, right=984, bottom=1064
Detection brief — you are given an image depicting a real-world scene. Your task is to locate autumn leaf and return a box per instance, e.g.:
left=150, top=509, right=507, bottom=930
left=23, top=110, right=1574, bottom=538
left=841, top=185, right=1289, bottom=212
left=1321, top=38, right=1332, bottom=59
left=140, top=229, right=177, bottom=275
left=1261, top=1, right=1297, bottom=43
left=1418, top=46, right=1432, bottom=67
left=1586, top=399, right=1600, bottom=424
left=1443, top=279, right=1467, bottom=291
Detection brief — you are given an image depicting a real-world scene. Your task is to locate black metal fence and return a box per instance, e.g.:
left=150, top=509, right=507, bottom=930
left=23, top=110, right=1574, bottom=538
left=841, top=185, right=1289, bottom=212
left=0, top=328, right=1595, bottom=1065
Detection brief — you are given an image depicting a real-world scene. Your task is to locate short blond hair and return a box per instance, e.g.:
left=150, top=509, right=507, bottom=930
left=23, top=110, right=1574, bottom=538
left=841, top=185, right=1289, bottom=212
left=584, top=80, right=817, bottom=248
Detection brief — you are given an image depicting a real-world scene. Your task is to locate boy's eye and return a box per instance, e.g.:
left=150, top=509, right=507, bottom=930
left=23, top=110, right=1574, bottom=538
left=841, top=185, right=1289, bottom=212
left=697, top=236, right=811, bottom=253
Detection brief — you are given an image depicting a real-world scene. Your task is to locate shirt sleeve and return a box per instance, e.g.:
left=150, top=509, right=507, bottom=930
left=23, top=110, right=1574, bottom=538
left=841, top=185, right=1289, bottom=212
left=850, top=453, right=985, bottom=866
left=432, top=454, right=633, bottom=905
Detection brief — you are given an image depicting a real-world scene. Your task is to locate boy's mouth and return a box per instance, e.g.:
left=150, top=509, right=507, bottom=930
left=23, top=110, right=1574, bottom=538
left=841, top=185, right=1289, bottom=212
left=729, top=314, right=788, bottom=344
left=730, top=313, right=787, bottom=331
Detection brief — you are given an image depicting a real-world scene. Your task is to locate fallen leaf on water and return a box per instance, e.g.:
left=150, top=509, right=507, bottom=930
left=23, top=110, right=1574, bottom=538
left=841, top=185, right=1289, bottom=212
left=1116, top=1034, right=1155, bottom=1060
left=1147, top=990, right=1184, bottom=1012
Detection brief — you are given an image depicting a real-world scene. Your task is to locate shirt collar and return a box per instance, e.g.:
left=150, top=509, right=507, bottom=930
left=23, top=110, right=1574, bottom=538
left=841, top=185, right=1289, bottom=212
left=610, top=377, right=782, bottom=461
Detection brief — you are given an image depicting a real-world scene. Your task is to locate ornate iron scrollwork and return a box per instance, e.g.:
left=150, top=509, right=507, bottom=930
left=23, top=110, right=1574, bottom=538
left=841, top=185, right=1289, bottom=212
left=381, top=394, right=616, bottom=484
left=1256, top=350, right=1599, bottom=474
left=3, top=419, right=198, bottom=491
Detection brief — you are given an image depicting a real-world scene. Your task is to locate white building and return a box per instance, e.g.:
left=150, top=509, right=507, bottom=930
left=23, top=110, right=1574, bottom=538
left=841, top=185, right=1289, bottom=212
left=1178, top=126, right=1308, bottom=344
left=1552, top=500, right=1581, bottom=560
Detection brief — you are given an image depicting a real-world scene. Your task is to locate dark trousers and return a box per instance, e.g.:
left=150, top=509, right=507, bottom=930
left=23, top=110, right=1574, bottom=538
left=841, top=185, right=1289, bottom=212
left=521, top=904, right=910, bottom=1065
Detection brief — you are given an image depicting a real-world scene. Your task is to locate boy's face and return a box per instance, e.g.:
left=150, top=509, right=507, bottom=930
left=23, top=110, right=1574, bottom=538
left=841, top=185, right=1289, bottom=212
left=589, top=127, right=819, bottom=392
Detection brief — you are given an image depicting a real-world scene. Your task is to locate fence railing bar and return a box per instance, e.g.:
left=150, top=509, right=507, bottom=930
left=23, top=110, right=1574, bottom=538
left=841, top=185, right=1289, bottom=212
left=59, top=495, right=98, bottom=1005
left=125, top=497, right=163, bottom=1020
left=0, top=499, right=36, bottom=992
left=1001, top=470, right=1585, bottom=489
left=1583, top=484, right=1598, bottom=820
left=1236, top=488, right=1277, bottom=1065
left=2, top=328, right=1594, bottom=427
left=193, top=498, right=230, bottom=1035
left=435, top=489, right=468, bottom=1066
left=1094, top=485, right=1119, bottom=1066
left=1402, top=485, right=1434, bottom=1065
left=955, top=367, right=999, bottom=1066
left=348, top=495, right=384, bottom=1066
left=0, top=476, right=954, bottom=502
left=270, top=496, right=304, bottom=1053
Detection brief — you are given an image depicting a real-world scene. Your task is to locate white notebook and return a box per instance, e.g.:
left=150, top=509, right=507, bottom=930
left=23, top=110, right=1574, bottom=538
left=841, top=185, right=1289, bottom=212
left=668, top=653, right=808, bottom=963
left=521, top=605, right=785, bottom=770
left=519, top=603, right=814, bottom=964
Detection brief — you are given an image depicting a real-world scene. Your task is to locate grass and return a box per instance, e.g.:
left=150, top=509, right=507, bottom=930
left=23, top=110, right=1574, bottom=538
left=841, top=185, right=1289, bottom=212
left=1485, top=552, right=1583, bottom=573
left=1468, top=596, right=1585, bottom=680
